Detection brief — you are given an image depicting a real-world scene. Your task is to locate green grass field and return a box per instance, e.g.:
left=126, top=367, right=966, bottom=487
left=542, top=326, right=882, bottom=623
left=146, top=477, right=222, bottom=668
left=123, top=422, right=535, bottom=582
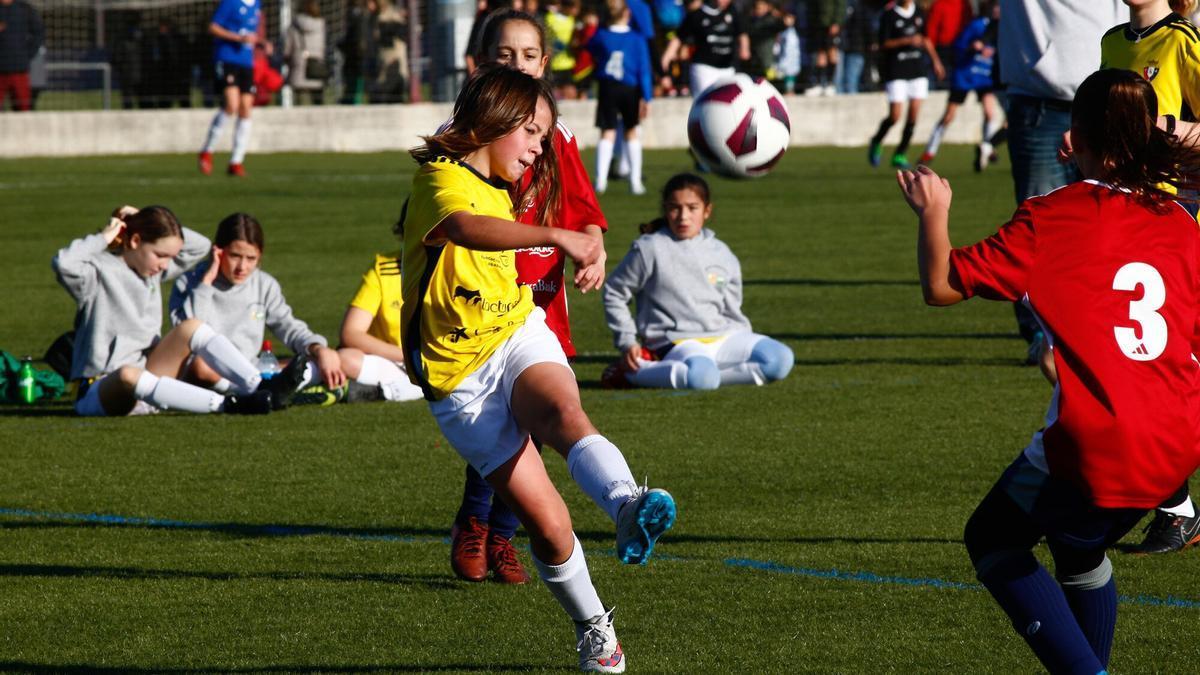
left=1, top=147, right=1198, bottom=673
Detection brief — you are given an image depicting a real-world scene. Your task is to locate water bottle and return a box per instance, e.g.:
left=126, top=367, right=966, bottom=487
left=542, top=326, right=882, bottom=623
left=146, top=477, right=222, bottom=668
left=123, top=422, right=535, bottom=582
left=17, top=357, right=36, bottom=404
left=256, top=340, right=281, bottom=380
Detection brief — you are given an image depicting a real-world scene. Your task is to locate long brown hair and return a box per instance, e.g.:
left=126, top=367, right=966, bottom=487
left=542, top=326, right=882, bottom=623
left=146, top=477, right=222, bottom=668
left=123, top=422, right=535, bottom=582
left=411, top=64, right=561, bottom=228
left=1073, top=68, right=1200, bottom=203
left=215, top=212, right=265, bottom=252
left=110, top=205, right=182, bottom=250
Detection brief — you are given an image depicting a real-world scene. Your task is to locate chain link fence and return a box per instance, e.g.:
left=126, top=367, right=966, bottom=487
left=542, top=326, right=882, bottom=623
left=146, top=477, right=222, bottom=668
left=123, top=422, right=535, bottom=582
left=24, top=0, right=443, bottom=110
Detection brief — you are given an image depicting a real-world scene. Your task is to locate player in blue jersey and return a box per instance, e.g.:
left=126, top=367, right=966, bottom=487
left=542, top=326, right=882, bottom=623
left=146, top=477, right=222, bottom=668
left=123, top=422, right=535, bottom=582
left=590, top=0, right=653, bottom=196
left=918, top=0, right=1004, bottom=170
left=198, top=0, right=268, bottom=177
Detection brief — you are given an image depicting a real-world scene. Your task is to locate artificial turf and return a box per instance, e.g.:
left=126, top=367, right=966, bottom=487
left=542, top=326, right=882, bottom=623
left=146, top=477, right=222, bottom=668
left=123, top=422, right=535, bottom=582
left=0, top=147, right=1197, bottom=672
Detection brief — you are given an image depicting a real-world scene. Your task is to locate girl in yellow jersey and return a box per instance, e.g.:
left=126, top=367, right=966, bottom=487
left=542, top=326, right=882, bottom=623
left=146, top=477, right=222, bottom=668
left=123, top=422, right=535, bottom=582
left=400, top=65, right=676, bottom=673
left=1090, top=0, right=1200, bottom=555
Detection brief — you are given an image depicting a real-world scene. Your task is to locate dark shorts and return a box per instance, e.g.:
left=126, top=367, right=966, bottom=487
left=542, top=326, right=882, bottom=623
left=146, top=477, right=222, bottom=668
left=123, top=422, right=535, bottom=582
left=948, top=87, right=994, bottom=104
left=215, top=62, right=256, bottom=95
left=595, top=79, right=641, bottom=131
left=966, top=452, right=1147, bottom=575
left=808, top=24, right=841, bottom=51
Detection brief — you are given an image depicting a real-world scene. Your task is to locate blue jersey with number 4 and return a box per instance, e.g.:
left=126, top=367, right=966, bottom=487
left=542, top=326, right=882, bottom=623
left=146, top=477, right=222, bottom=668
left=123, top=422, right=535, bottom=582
left=588, top=26, right=653, bottom=101
left=212, top=0, right=260, bottom=67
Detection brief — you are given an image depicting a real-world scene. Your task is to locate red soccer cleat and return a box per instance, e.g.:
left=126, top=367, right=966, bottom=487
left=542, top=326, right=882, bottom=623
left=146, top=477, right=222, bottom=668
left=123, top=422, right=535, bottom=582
left=487, top=532, right=530, bottom=585
left=450, top=516, right=489, bottom=582
left=227, top=162, right=246, bottom=177
left=198, top=152, right=213, bottom=175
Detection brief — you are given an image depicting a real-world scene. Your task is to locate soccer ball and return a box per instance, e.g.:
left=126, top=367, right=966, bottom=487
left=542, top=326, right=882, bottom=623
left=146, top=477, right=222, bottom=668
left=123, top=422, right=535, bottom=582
left=687, top=74, right=791, bottom=179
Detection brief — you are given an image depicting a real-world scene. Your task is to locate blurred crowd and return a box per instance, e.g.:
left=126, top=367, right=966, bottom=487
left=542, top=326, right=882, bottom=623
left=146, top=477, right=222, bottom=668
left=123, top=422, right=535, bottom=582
left=2, top=0, right=1032, bottom=110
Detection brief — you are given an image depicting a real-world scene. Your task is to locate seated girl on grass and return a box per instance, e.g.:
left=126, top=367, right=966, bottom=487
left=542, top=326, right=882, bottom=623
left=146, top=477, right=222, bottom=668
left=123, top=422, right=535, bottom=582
left=53, top=205, right=302, bottom=416
left=601, top=173, right=794, bottom=390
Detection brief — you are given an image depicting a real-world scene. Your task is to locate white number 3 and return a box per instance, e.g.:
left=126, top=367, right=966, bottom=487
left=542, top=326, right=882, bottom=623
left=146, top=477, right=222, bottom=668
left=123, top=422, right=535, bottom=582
left=1113, top=262, right=1168, bottom=361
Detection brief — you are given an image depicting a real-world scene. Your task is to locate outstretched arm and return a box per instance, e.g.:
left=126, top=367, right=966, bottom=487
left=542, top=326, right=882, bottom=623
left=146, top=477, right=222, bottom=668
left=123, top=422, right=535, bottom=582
left=896, top=166, right=964, bottom=306
left=432, top=212, right=603, bottom=269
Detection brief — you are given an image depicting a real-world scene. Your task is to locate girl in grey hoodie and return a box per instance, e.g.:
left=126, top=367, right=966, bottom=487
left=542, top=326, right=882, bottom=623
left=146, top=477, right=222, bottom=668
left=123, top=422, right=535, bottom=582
left=169, top=212, right=345, bottom=395
left=53, top=205, right=295, bottom=416
left=602, top=173, right=794, bottom=389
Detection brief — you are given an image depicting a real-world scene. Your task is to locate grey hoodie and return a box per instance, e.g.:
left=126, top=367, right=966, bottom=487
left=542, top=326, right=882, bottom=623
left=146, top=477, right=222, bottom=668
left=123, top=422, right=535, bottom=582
left=603, top=227, right=751, bottom=352
left=53, top=228, right=210, bottom=380
left=169, top=263, right=327, bottom=359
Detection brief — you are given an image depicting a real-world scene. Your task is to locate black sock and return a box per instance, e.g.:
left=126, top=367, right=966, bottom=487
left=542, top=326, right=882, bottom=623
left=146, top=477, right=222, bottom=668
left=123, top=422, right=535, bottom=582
left=897, top=121, right=916, bottom=155
left=871, top=118, right=895, bottom=146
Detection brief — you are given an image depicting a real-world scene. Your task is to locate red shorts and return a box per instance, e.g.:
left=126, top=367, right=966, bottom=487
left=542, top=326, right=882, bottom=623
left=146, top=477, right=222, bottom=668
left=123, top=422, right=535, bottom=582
left=0, top=72, right=32, bottom=111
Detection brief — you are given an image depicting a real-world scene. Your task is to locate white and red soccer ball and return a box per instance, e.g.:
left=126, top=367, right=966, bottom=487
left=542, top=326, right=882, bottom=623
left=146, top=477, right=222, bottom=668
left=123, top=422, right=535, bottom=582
left=687, top=74, right=791, bottom=179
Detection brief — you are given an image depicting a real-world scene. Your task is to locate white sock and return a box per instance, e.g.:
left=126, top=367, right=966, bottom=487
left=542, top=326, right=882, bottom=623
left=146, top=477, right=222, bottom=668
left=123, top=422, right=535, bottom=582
left=189, top=323, right=262, bottom=394
left=719, top=363, right=766, bottom=386
left=627, top=138, right=643, bottom=188
left=925, top=122, right=946, bottom=157
left=202, top=111, right=232, bottom=153
left=213, top=378, right=232, bottom=394
left=532, top=535, right=606, bottom=622
left=355, top=354, right=406, bottom=386
left=595, top=138, right=614, bottom=192
left=1161, top=497, right=1196, bottom=518
left=136, top=371, right=222, bottom=413
left=566, top=435, right=638, bottom=522
left=381, top=378, right=425, bottom=402
left=616, top=132, right=630, bottom=177
left=984, top=116, right=1003, bottom=144
left=628, top=360, right=688, bottom=389
left=231, top=118, right=253, bottom=164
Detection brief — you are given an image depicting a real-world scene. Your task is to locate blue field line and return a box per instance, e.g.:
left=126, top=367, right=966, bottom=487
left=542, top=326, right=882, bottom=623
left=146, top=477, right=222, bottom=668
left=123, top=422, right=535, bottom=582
left=3, top=506, right=1198, bottom=610
left=0, top=507, right=449, bottom=545
left=725, top=557, right=1200, bottom=610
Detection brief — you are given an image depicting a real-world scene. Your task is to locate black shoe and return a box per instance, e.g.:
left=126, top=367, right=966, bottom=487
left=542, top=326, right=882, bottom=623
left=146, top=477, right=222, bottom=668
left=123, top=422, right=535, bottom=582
left=223, top=390, right=273, bottom=415
left=258, top=354, right=311, bottom=410
left=1132, top=507, right=1200, bottom=553
left=345, top=380, right=384, bottom=403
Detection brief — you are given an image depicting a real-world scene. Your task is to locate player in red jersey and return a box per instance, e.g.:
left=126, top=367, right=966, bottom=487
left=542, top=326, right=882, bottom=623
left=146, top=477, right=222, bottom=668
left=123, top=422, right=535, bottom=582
left=898, top=68, right=1200, bottom=673
left=448, top=8, right=609, bottom=586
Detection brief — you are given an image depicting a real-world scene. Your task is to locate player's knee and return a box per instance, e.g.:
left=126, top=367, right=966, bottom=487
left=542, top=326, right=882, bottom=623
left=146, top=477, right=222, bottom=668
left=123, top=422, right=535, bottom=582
left=683, top=356, right=720, bottom=390
left=751, top=339, right=794, bottom=382
left=1057, top=555, right=1112, bottom=591
left=115, top=365, right=144, bottom=390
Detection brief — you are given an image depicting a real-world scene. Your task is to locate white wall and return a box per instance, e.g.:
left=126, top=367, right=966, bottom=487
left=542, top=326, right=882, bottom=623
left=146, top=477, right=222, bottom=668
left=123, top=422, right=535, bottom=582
left=0, top=92, right=985, bottom=157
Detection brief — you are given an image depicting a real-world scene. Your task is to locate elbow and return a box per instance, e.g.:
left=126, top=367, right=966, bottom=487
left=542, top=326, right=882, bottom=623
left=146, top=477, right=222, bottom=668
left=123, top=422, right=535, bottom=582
left=922, top=283, right=958, bottom=307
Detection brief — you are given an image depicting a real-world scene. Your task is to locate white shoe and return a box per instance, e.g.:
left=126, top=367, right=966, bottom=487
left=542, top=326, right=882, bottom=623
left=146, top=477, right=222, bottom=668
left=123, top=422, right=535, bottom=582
left=630, top=182, right=646, bottom=196
left=594, top=181, right=607, bottom=195
left=615, top=486, right=676, bottom=565
left=823, top=85, right=837, bottom=97
left=576, top=607, right=625, bottom=673
left=803, top=86, right=822, bottom=97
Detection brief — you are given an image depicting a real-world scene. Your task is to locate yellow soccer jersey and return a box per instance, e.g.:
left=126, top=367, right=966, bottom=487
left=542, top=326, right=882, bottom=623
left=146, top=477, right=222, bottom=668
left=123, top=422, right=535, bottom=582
left=1101, top=13, right=1200, bottom=120
left=349, top=251, right=403, bottom=345
left=400, top=157, right=534, bottom=400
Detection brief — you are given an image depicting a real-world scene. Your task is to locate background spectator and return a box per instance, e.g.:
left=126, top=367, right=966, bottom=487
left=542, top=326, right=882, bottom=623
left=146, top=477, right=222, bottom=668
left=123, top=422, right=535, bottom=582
left=286, top=0, right=328, bottom=104
left=142, top=19, right=191, bottom=108
left=836, top=0, right=872, bottom=93
left=371, top=0, right=409, bottom=102
left=925, top=0, right=972, bottom=89
left=339, top=0, right=373, bottom=103
left=0, top=0, right=43, bottom=111
left=744, top=0, right=793, bottom=81
left=806, top=0, right=844, bottom=96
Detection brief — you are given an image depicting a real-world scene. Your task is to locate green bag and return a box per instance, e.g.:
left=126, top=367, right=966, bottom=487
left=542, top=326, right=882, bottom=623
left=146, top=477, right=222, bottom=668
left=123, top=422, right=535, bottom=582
left=0, top=350, right=67, bottom=403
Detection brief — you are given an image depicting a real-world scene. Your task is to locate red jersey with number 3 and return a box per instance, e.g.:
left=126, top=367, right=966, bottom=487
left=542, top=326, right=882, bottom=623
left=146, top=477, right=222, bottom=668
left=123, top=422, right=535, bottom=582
left=950, top=180, right=1200, bottom=509
left=513, top=121, right=607, bottom=358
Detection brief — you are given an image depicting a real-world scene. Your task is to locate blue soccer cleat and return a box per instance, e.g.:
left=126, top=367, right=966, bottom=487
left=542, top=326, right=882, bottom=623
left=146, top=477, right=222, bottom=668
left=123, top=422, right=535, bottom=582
left=615, top=487, right=676, bottom=565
